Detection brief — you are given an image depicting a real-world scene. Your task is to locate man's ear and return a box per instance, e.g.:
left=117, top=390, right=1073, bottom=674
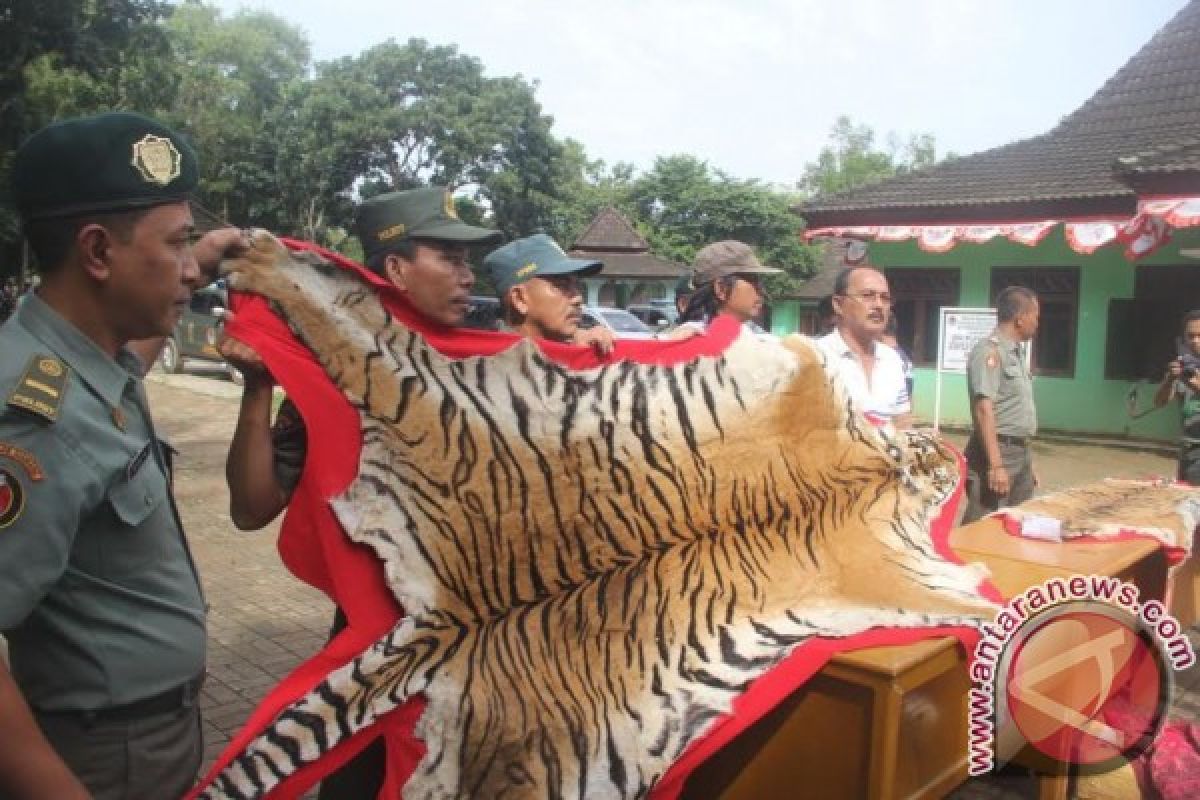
left=384, top=253, right=409, bottom=290
left=76, top=224, right=115, bottom=282
left=508, top=285, right=529, bottom=316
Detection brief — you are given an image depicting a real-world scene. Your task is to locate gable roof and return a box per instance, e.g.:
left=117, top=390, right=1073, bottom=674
left=799, top=0, right=1200, bottom=227
left=784, top=241, right=850, bottom=300
left=569, top=206, right=686, bottom=280
left=572, top=206, right=650, bottom=252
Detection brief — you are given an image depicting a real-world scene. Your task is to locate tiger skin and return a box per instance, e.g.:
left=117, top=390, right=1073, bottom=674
left=201, top=231, right=997, bottom=799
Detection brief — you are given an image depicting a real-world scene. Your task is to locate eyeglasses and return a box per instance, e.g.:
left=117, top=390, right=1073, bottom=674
left=841, top=290, right=893, bottom=306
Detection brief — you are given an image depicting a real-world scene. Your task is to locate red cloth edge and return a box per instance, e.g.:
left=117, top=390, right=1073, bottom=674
left=191, top=238, right=1001, bottom=799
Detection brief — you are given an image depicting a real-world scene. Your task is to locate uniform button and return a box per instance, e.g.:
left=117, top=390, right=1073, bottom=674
left=145, top=495, right=154, bottom=506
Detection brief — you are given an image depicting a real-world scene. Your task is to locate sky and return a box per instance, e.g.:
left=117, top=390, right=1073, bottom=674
left=212, top=0, right=1191, bottom=187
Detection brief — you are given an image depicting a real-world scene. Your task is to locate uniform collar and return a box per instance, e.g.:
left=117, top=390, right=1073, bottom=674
left=825, top=327, right=878, bottom=359
left=14, top=293, right=139, bottom=409
left=994, top=329, right=1022, bottom=347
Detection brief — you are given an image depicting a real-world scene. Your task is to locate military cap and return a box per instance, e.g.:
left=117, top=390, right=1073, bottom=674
left=692, top=240, right=782, bottom=286
left=484, top=234, right=602, bottom=298
left=12, top=111, right=198, bottom=221
left=356, top=187, right=503, bottom=261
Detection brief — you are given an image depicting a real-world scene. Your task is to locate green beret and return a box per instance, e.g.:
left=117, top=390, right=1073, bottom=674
left=356, top=187, right=502, bottom=261
left=12, top=111, right=199, bottom=221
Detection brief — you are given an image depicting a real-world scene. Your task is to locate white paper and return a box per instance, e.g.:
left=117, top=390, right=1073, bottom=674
left=1020, top=514, right=1063, bottom=542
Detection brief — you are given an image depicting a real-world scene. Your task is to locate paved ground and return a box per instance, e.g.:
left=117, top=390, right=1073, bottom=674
left=140, top=368, right=1196, bottom=798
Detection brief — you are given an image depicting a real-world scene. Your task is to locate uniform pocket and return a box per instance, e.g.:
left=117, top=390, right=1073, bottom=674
left=108, top=461, right=165, bottom=527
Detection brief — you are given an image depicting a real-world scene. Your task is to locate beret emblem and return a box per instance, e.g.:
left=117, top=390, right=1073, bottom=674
left=131, top=134, right=182, bottom=186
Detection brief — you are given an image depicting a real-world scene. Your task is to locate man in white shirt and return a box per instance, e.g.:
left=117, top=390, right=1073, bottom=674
left=818, top=266, right=913, bottom=429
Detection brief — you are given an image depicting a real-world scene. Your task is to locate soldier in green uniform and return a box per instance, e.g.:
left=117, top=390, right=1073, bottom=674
left=0, top=112, right=243, bottom=799
left=1154, top=309, right=1200, bottom=484
left=963, top=286, right=1041, bottom=523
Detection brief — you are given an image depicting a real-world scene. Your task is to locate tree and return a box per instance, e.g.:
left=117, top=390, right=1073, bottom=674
left=163, top=2, right=312, bottom=228
left=0, top=0, right=171, bottom=271
left=799, top=115, right=949, bottom=199
left=630, top=155, right=816, bottom=289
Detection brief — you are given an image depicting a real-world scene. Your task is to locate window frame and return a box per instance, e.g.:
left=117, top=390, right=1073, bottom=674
left=884, top=267, right=962, bottom=367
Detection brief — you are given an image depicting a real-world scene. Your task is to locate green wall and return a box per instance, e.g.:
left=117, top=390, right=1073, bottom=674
left=769, top=299, right=802, bottom=336
left=777, top=227, right=1200, bottom=441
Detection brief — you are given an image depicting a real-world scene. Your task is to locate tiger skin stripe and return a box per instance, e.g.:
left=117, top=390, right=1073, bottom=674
left=201, top=231, right=997, bottom=799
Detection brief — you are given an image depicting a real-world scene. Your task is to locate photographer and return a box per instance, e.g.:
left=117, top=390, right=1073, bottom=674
left=1154, top=310, right=1200, bottom=484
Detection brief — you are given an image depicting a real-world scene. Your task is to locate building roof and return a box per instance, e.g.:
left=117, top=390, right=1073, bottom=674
left=572, top=206, right=650, bottom=253
left=799, top=0, right=1200, bottom=227
left=569, top=206, right=686, bottom=280
left=573, top=251, right=688, bottom=280
left=784, top=241, right=850, bottom=300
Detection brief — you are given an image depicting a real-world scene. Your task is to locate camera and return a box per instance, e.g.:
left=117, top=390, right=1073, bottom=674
left=1181, top=354, right=1200, bottom=382
left=1177, top=338, right=1200, bottom=381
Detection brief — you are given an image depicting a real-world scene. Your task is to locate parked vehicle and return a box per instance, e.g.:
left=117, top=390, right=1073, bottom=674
left=580, top=306, right=655, bottom=340
left=626, top=304, right=676, bottom=329
left=463, top=296, right=502, bottom=331
left=161, top=285, right=241, bottom=383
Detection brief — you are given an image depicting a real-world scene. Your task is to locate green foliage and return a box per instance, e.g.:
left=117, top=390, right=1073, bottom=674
left=629, top=155, right=816, bottom=290
left=0, top=0, right=171, bottom=273
left=2, top=1, right=877, bottom=292
left=799, top=115, right=949, bottom=199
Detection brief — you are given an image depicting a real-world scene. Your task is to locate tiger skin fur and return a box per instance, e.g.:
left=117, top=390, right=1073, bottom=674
left=200, top=231, right=997, bottom=799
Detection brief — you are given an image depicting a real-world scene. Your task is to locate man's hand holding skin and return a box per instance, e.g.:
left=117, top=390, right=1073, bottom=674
left=218, top=318, right=273, bottom=389
left=574, top=327, right=616, bottom=356
left=194, top=227, right=249, bottom=285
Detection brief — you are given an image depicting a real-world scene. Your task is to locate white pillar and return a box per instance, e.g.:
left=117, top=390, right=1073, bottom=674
left=581, top=279, right=600, bottom=306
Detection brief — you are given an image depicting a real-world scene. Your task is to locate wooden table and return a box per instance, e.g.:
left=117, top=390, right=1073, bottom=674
left=681, top=516, right=1170, bottom=800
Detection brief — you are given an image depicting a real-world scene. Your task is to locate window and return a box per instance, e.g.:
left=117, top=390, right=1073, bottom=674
left=884, top=268, right=961, bottom=366
left=990, top=267, right=1079, bottom=378
left=1106, top=265, right=1200, bottom=381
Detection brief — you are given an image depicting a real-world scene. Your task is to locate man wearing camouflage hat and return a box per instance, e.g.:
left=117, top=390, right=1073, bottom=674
left=0, top=112, right=244, bottom=799
left=484, top=233, right=615, bottom=352
left=220, top=186, right=502, bottom=799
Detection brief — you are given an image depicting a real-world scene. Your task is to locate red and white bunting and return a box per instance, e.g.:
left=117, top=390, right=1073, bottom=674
left=1063, top=222, right=1121, bottom=255
left=804, top=195, right=1200, bottom=259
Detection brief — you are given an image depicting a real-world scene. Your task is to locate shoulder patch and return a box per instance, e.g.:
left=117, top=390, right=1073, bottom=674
left=0, top=442, right=44, bottom=481
left=7, top=356, right=69, bottom=423
left=0, top=467, right=25, bottom=529
left=985, top=352, right=998, bottom=369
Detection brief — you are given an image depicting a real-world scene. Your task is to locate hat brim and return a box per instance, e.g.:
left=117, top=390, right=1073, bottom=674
left=536, top=257, right=604, bottom=278
left=411, top=220, right=504, bottom=245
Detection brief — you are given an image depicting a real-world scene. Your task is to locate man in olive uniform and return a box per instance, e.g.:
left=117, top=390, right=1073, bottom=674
left=963, top=286, right=1041, bottom=523
left=485, top=233, right=613, bottom=351
left=0, top=112, right=243, bottom=799
left=220, top=186, right=503, bottom=799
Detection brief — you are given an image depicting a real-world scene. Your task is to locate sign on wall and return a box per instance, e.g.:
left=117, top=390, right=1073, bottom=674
left=939, top=308, right=998, bottom=373
left=933, top=307, right=998, bottom=430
